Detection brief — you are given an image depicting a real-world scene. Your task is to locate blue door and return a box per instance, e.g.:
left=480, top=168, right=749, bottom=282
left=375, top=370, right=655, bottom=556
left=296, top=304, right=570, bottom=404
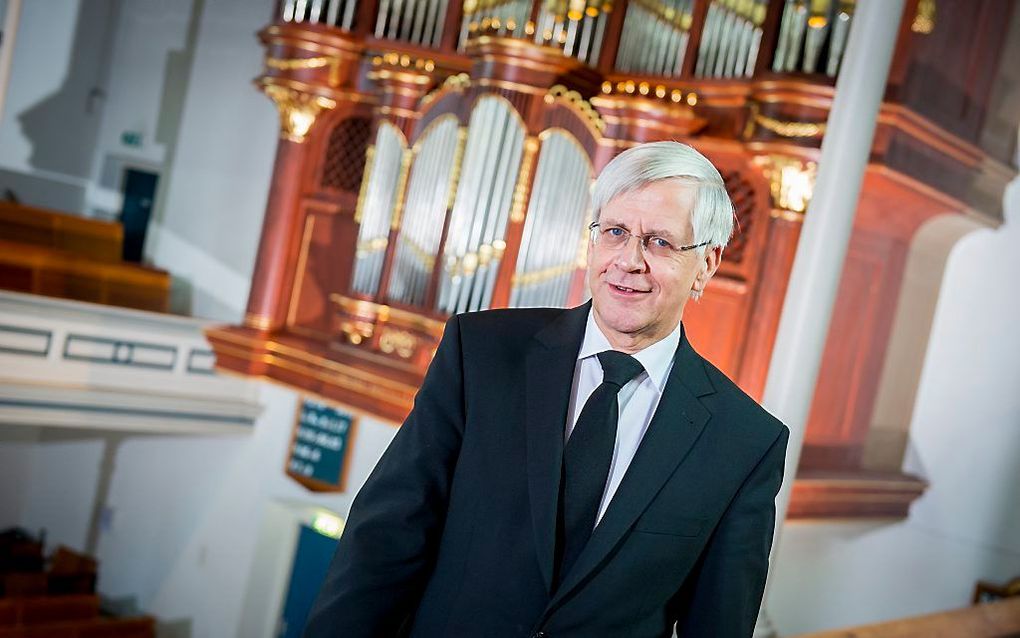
left=278, top=524, right=339, bottom=638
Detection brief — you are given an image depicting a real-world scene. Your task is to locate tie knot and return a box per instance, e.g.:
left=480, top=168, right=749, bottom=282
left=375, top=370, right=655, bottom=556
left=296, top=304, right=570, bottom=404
left=596, top=350, right=644, bottom=388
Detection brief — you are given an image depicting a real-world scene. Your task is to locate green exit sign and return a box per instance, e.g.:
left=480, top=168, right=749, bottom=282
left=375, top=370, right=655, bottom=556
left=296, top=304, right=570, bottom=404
left=121, top=131, right=143, bottom=147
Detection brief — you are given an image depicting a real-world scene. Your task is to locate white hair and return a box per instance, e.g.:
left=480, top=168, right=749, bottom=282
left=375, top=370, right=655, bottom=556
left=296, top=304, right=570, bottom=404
left=591, top=141, right=735, bottom=251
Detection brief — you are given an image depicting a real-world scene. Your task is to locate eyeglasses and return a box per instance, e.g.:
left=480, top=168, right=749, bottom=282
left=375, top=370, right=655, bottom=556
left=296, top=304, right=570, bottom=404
left=588, top=222, right=710, bottom=259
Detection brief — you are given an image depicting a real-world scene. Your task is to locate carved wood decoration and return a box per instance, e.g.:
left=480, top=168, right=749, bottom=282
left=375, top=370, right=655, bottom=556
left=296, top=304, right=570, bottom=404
left=208, top=0, right=1017, bottom=520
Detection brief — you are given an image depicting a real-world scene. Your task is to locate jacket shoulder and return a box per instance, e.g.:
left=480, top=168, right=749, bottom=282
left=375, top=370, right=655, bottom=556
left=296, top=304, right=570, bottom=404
left=454, top=306, right=568, bottom=346
left=699, top=357, right=788, bottom=443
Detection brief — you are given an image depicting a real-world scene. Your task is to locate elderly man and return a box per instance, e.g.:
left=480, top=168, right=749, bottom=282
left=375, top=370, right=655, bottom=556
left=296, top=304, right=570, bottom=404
left=305, top=141, right=789, bottom=638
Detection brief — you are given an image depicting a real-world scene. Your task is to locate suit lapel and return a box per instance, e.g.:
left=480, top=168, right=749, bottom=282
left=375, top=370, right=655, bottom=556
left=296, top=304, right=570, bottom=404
left=548, top=326, right=716, bottom=610
left=525, top=302, right=590, bottom=595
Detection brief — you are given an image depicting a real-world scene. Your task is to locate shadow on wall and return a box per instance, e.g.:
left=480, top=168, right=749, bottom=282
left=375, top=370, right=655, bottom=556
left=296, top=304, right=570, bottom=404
left=147, top=0, right=203, bottom=230
left=16, top=1, right=118, bottom=183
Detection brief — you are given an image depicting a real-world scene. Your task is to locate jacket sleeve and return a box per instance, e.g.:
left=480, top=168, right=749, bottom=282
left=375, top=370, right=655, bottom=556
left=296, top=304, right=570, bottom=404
left=303, top=315, right=467, bottom=638
left=675, top=425, right=789, bottom=638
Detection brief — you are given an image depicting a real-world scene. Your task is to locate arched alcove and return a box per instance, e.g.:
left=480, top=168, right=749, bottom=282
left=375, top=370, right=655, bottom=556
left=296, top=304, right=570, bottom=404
left=863, top=211, right=991, bottom=471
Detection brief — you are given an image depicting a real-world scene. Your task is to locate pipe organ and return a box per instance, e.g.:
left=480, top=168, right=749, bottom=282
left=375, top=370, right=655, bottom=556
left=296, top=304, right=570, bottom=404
left=511, top=129, right=594, bottom=308
left=209, top=0, right=1016, bottom=519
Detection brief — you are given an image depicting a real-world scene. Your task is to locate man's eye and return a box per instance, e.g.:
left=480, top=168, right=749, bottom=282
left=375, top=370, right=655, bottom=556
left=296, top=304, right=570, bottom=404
left=650, top=237, right=673, bottom=250
left=606, top=227, right=626, bottom=237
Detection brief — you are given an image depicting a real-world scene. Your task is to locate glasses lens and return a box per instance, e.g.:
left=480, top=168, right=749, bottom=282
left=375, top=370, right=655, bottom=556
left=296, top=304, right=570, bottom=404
left=644, top=238, right=674, bottom=258
left=600, top=227, right=628, bottom=249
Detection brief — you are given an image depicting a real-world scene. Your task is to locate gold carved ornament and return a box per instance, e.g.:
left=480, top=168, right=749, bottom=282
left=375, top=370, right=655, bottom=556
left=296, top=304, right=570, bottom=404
left=370, top=52, right=436, bottom=73
left=445, top=240, right=508, bottom=278
left=752, top=154, right=817, bottom=219
left=510, top=137, right=541, bottom=223
left=353, top=145, right=376, bottom=225
left=265, top=55, right=342, bottom=87
left=390, top=149, right=414, bottom=230
left=545, top=85, right=606, bottom=134
left=339, top=320, right=374, bottom=345
left=378, top=327, right=417, bottom=359
left=911, top=0, right=935, bottom=35
left=262, top=84, right=337, bottom=144
left=745, top=103, right=826, bottom=139
left=421, top=73, right=471, bottom=106
left=599, top=81, right=699, bottom=107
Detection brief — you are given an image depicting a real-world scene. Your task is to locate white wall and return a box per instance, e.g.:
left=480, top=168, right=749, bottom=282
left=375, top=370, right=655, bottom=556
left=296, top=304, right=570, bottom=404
left=0, top=433, right=36, bottom=527
left=0, top=0, right=276, bottom=322
left=146, top=0, right=279, bottom=322
left=84, top=0, right=195, bottom=218
left=0, top=379, right=399, bottom=637
left=19, top=437, right=104, bottom=553
left=768, top=176, right=1020, bottom=635
left=0, top=0, right=116, bottom=212
left=88, top=383, right=397, bottom=637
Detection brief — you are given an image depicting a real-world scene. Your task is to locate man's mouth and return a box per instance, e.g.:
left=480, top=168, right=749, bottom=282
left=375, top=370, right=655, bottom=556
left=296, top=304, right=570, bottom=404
left=609, top=283, right=650, bottom=294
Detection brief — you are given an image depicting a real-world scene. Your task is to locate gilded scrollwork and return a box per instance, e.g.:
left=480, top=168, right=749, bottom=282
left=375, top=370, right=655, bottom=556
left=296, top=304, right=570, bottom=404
left=378, top=327, right=417, bottom=359
left=752, top=154, right=818, bottom=217
left=262, top=84, right=337, bottom=143
left=546, top=85, right=606, bottom=134
left=745, top=102, right=826, bottom=139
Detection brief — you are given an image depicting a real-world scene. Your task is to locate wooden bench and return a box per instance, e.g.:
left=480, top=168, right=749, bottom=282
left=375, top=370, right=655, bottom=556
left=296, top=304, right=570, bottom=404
left=1, top=573, right=95, bottom=598
left=0, top=203, right=122, bottom=263
left=0, top=203, right=170, bottom=312
left=0, top=239, right=170, bottom=312
left=0, top=616, right=155, bottom=638
left=0, top=595, right=99, bottom=626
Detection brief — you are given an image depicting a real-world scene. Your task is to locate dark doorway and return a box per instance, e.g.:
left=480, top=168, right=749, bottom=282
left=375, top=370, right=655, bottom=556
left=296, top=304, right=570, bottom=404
left=118, top=168, right=159, bottom=263
left=278, top=523, right=339, bottom=638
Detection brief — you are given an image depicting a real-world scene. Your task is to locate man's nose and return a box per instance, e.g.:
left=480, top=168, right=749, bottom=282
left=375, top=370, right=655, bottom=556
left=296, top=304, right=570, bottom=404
left=612, top=235, right=647, bottom=271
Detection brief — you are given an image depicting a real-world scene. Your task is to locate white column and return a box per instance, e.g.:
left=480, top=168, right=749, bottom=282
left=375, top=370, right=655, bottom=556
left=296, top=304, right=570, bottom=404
left=756, top=0, right=907, bottom=632
left=0, top=0, right=23, bottom=124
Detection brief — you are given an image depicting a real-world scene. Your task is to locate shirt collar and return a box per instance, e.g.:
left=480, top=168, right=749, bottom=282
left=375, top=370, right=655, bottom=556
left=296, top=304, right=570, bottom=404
left=578, top=308, right=681, bottom=394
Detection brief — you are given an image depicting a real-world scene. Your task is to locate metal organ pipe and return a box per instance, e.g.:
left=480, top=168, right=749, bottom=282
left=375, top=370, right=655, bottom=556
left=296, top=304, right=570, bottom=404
left=351, top=123, right=406, bottom=297
left=388, top=116, right=461, bottom=307
left=510, top=130, right=592, bottom=309
left=436, top=97, right=525, bottom=315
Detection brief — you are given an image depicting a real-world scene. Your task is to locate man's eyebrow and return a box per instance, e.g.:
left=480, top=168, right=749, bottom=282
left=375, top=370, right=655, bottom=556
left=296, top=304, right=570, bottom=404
left=642, top=227, right=681, bottom=241
left=595, top=217, right=677, bottom=239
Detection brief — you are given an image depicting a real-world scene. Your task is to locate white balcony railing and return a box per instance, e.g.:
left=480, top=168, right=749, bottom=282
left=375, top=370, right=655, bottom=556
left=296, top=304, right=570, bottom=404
left=0, top=291, right=261, bottom=435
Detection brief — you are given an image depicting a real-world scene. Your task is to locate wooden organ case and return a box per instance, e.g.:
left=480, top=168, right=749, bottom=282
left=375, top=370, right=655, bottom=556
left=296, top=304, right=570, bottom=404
left=208, top=0, right=1017, bottom=519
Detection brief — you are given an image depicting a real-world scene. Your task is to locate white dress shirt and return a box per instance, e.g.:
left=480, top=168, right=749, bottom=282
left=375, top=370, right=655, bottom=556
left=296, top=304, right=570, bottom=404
left=565, top=309, right=682, bottom=525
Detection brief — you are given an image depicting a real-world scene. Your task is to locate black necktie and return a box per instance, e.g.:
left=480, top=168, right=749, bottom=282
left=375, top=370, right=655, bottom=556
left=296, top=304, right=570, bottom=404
left=556, top=350, right=645, bottom=587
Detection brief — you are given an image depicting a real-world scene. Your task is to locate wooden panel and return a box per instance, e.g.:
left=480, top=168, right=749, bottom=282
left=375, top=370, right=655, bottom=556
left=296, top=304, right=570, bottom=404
left=788, top=470, right=927, bottom=520
left=736, top=214, right=801, bottom=400
left=0, top=240, right=170, bottom=313
left=0, top=617, right=155, bottom=638
left=16, top=596, right=98, bottom=625
left=890, top=0, right=1015, bottom=155
left=0, top=203, right=122, bottom=263
left=683, top=276, right=751, bottom=378
left=288, top=207, right=358, bottom=337
left=802, top=230, right=907, bottom=470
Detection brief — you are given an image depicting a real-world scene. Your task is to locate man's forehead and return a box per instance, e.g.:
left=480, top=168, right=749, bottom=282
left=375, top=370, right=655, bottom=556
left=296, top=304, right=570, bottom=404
left=601, top=182, right=695, bottom=233
left=604, top=179, right=696, bottom=209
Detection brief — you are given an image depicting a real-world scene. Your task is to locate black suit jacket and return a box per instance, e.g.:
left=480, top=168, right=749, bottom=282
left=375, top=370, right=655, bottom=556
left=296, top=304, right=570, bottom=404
left=305, top=303, right=789, bottom=638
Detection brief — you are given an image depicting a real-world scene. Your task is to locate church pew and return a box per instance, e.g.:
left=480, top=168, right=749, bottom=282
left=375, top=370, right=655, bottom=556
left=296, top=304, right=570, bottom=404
left=0, top=203, right=122, bottom=263
left=0, top=239, right=170, bottom=313
left=0, top=616, right=155, bottom=638
left=0, top=595, right=99, bottom=626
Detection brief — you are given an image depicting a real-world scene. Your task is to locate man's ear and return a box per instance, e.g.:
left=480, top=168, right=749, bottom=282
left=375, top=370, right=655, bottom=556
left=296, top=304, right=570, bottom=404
left=695, top=246, right=723, bottom=291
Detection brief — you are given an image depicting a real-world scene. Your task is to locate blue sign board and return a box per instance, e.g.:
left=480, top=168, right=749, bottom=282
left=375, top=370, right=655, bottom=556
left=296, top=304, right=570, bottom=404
left=287, top=398, right=355, bottom=490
